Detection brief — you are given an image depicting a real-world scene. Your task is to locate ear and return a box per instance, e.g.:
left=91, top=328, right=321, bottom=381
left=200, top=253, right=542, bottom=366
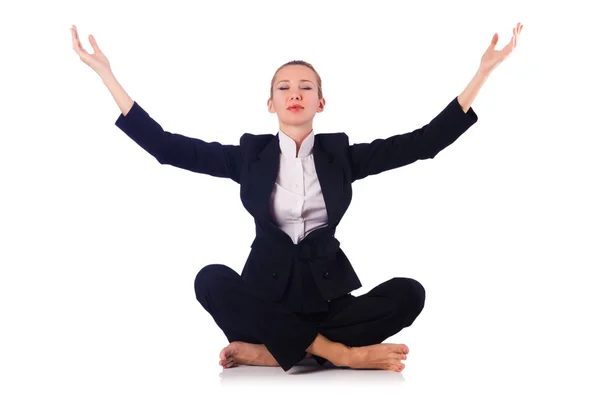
left=316, top=97, right=326, bottom=113
left=267, top=98, right=275, bottom=113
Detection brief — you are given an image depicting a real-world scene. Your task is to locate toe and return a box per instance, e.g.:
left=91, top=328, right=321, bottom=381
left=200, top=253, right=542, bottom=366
left=219, top=356, right=235, bottom=367
left=391, top=352, right=407, bottom=362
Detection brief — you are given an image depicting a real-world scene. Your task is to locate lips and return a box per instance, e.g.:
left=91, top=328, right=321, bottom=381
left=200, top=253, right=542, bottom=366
left=287, top=105, right=304, bottom=110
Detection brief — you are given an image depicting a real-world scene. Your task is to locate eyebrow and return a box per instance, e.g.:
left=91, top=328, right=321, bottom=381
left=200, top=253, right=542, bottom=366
left=277, top=79, right=314, bottom=85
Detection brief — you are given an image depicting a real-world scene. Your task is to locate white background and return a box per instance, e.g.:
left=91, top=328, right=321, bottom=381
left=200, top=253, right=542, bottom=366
left=1, top=0, right=599, bottom=395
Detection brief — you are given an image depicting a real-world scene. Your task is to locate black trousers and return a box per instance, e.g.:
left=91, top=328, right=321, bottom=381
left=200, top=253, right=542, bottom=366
left=194, top=264, right=425, bottom=372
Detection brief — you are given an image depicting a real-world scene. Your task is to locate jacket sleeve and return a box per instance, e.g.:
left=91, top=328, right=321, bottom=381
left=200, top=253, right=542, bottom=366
left=114, top=101, right=241, bottom=183
left=347, top=96, right=478, bottom=183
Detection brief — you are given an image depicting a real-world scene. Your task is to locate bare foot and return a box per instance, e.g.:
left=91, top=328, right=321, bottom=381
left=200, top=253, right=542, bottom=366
left=219, top=342, right=312, bottom=368
left=218, top=342, right=278, bottom=368
left=345, top=343, right=409, bottom=372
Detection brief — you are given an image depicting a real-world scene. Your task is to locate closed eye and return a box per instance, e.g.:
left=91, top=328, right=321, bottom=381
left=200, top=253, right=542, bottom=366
left=278, top=87, right=312, bottom=90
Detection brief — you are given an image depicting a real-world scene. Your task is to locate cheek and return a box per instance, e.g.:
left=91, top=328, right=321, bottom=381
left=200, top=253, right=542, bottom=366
left=270, top=96, right=282, bottom=105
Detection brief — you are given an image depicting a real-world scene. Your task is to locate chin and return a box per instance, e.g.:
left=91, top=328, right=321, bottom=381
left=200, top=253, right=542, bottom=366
left=285, top=119, right=312, bottom=126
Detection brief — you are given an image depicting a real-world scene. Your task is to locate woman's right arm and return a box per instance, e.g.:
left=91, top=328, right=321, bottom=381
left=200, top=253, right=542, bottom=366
left=113, top=94, right=241, bottom=183
left=71, top=25, right=241, bottom=183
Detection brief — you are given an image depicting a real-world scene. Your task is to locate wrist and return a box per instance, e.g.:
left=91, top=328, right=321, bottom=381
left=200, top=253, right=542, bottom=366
left=99, top=70, right=116, bottom=84
left=475, top=67, right=491, bottom=80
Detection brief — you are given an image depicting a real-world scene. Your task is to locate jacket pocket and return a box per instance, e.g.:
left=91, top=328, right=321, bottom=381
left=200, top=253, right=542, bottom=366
left=241, top=247, right=292, bottom=301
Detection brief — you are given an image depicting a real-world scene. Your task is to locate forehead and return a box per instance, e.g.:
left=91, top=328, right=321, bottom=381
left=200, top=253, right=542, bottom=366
left=276, top=65, right=316, bottom=84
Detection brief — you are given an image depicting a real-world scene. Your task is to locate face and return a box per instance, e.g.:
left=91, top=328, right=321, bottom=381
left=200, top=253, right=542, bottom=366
left=267, top=65, right=326, bottom=134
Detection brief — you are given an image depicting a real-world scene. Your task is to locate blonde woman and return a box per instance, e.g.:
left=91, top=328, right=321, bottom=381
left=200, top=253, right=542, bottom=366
left=71, top=22, right=522, bottom=373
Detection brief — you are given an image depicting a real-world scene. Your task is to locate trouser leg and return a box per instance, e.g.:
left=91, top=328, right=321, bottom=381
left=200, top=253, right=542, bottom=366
left=309, top=277, right=426, bottom=366
left=194, top=264, right=319, bottom=372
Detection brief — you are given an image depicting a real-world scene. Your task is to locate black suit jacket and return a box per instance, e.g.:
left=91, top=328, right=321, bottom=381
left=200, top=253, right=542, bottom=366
left=115, top=96, right=478, bottom=305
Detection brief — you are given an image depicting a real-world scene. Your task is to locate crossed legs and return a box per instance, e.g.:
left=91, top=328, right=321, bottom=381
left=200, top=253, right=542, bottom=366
left=194, top=264, right=425, bottom=372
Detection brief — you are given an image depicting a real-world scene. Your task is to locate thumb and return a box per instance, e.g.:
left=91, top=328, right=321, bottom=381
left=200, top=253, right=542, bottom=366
left=89, top=34, right=101, bottom=53
left=489, top=33, right=499, bottom=48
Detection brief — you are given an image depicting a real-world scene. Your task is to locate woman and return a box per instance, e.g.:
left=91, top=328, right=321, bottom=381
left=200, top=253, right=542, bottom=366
left=71, top=22, right=523, bottom=373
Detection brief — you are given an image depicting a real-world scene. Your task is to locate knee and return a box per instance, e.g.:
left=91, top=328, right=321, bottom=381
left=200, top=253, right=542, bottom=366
left=194, top=263, right=233, bottom=297
left=392, top=277, right=426, bottom=314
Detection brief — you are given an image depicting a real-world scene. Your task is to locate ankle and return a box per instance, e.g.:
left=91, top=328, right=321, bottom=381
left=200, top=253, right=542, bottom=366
left=337, top=344, right=352, bottom=367
left=306, top=333, right=351, bottom=367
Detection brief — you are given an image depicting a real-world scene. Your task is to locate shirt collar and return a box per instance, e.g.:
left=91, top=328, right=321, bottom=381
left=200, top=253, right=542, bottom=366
left=278, top=129, right=315, bottom=159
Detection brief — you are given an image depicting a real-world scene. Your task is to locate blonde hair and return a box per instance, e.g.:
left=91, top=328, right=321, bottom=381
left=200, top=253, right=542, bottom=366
left=270, top=60, right=323, bottom=100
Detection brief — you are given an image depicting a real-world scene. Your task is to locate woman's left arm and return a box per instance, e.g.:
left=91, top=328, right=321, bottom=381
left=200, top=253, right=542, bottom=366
left=458, top=22, right=524, bottom=113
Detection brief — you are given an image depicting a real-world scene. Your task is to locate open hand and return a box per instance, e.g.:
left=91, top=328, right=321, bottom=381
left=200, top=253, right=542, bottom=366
left=71, top=25, right=112, bottom=77
left=479, top=22, right=523, bottom=75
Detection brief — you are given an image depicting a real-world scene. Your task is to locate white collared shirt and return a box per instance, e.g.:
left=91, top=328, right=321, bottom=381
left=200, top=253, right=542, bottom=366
left=269, top=130, right=329, bottom=244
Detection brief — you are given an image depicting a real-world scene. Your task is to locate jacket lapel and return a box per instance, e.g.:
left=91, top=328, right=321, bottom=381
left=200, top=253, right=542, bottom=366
left=313, top=135, right=341, bottom=227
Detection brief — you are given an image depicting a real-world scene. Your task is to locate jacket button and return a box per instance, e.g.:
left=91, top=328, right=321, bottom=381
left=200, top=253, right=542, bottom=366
left=323, top=272, right=329, bottom=278
left=272, top=272, right=278, bottom=278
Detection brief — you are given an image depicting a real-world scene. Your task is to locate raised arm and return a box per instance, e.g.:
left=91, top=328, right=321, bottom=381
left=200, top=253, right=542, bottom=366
left=114, top=100, right=241, bottom=183
left=347, top=22, right=524, bottom=183
left=71, top=24, right=241, bottom=183
left=347, top=96, right=478, bottom=182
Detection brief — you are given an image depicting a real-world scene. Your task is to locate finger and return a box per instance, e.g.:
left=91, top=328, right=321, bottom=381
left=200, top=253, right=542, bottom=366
left=72, top=27, right=90, bottom=57
left=89, top=34, right=101, bottom=53
left=72, top=26, right=81, bottom=45
left=71, top=26, right=80, bottom=49
left=73, top=38, right=90, bottom=58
